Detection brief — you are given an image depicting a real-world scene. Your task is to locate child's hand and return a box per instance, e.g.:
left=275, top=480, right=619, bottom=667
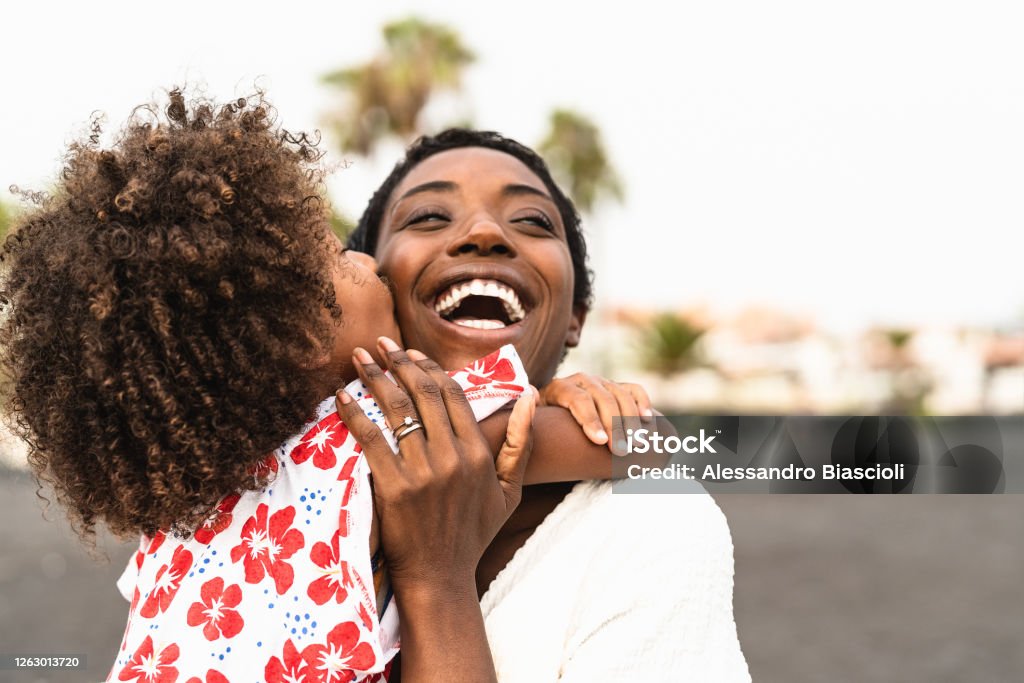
left=540, top=374, right=654, bottom=452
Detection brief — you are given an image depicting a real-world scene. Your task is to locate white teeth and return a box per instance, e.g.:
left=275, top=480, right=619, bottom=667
left=454, top=319, right=507, bottom=330
left=433, top=278, right=526, bottom=323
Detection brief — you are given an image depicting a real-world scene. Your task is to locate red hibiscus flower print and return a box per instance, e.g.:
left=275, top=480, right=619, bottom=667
left=291, top=413, right=349, bottom=469
left=139, top=546, right=193, bottom=618
left=307, top=531, right=354, bottom=606
left=300, top=621, right=377, bottom=683
left=461, top=349, right=517, bottom=386
left=357, top=602, right=373, bottom=632
left=185, top=671, right=228, bottom=683
left=194, top=493, right=241, bottom=545
left=248, top=452, right=280, bottom=478
left=186, top=577, right=244, bottom=641
left=117, top=585, right=143, bottom=655
left=463, top=381, right=524, bottom=398
left=337, top=454, right=358, bottom=487
left=336, top=454, right=361, bottom=535
left=265, top=639, right=309, bottom=683
left=117, top=636, right=179, bottom=682
left=119, top=587, right=143, bottom=652
left=230, top=503, right=305, bottom=594
left=146, top=531, right=166, bottom=556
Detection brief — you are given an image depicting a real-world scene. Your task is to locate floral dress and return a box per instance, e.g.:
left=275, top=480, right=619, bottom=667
left=108, top=346, right=528, bottom=683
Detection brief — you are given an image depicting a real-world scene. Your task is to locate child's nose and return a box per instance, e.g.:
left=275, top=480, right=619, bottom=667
left=346, top=250, right=379, bottom=274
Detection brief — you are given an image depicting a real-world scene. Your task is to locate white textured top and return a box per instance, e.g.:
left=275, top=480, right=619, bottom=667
left=480, top=480, right=751, bottom=682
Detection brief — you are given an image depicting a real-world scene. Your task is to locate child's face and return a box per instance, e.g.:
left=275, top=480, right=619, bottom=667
left=325, top=238, right=402, bottom=383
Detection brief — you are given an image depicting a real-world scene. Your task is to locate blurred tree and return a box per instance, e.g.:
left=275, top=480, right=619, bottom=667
left=536, top=110, right=623, bottom=375
left=0, top=201, right=13, bottom=241
left=329, top=209, right=356, bottom=241
left=538, top=109, right=623, bottom=214
left=637, top=313, right=707, bottom=376
left=320, top=18, right=622, bottom=222
left=884, top=328, right=913, bottom=353
left=322, top=17, right=475, bottom=156
left=876, top=328, right=932, bottom=415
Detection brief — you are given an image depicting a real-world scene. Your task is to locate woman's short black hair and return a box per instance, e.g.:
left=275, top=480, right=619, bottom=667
left=347, top=128, right=593, bottom=311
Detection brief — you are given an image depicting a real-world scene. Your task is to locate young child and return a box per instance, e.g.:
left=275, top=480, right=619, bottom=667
left=0, top=90, right=645, bottom=682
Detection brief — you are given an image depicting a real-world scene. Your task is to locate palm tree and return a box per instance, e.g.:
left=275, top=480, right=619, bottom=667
left=638, top=313, right=707, bottom=376
left=875, top=328, right=932, bottom=415
left=321, top=17, right=475, bottom=156
left=321, top=21, right=626, bottom=223
left=538, top=109, right=623, bottom=214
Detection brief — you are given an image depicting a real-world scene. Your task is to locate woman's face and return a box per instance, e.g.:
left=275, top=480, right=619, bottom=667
left=373, top=147, right=583, bottom=385
left=324, top=238, right=402, bottom=384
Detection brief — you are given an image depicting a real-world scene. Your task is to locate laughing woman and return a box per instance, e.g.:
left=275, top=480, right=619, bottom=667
left=348, top=129, right=751, bottom=681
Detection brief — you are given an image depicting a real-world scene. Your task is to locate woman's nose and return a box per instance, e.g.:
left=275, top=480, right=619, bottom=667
left=448, top=218, right=516, bottom=257
left=346, top=250, right=379, bottom=274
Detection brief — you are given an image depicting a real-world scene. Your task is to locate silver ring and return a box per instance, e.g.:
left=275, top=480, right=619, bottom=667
left=393, top=416, right=424, bottom=442
left=394, top=421, right=423, bottom=442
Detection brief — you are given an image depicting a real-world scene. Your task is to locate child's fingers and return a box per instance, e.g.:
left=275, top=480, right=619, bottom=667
left=564, top=394, right=609, bottom=446
left=600, top=380, right=643, bottom=456
left=335, top=389, right=401, bottom=480
left=625, top=382, right=656, bottom=424
left=494, top=388, right=537, bottom=514
left=572, top=375, right=619, bottom=446
left=543, top=374, right=611, bottom=445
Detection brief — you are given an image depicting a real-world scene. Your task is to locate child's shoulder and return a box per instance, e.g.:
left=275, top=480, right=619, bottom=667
left=278, top=396, right=362, bottom=472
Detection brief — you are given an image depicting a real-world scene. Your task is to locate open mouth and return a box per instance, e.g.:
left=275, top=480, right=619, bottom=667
left=433, top=278, right=527, bottom=330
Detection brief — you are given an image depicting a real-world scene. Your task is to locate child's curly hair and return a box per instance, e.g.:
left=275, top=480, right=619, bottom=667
left=0, top=88, right=341, bottom=541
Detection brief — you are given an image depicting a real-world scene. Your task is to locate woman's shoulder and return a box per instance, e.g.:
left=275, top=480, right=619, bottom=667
left=561, top=479, right=734, bottom=551
left=535, top=480, right=738, bottom=599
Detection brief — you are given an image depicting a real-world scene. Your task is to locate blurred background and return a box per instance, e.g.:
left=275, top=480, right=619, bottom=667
left=0, top=1, right=1022, bottom=680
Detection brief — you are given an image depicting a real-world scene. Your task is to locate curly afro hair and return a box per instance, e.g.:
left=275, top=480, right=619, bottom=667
left=346, top=128, right=593, bottom=312
left=0, top=89, right=341, bottom=540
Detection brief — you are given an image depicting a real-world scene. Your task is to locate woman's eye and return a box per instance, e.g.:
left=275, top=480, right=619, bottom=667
left=405, top=209, right=450, bottom=227
left=514, top=212, right=554, bottom=231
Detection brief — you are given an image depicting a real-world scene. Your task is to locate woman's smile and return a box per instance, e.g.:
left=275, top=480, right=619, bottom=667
left=375, top=147, right=583, bottom=384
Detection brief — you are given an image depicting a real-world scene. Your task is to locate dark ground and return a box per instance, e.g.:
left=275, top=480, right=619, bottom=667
left=1, top=467, right=1022, bottom=682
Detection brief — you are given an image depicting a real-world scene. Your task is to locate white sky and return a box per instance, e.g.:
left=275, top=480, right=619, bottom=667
left=3, top=0, right=1022, bottom=331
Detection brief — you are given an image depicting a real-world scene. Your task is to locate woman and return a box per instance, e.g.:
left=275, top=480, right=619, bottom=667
left=349, top=129, right=752, bottom=680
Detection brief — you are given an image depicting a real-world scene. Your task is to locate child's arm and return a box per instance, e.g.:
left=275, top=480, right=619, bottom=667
left=401, top=353, right=674, bottom=484
left=539, top=373, right=654, bottom=446
left=478, top=405, right=676, bottom=484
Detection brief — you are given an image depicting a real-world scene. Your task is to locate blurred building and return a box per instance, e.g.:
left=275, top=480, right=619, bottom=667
left=564, top=305, right=1024, bottom=416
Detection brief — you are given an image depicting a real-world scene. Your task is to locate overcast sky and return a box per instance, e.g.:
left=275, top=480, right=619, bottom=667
left=3, top=0, right=1022, bottom=331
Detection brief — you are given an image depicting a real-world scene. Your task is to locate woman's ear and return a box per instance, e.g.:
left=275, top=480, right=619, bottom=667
left=565, top=305, right=588, bottom=348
